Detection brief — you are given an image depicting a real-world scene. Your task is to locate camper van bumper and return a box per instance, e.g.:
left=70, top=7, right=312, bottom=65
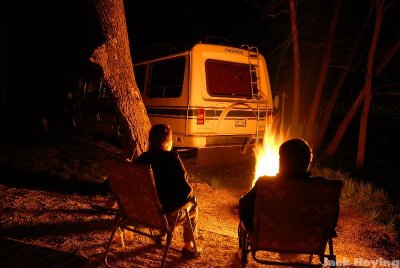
left=176, top=134, right=261, bottom=148
left=205, top=135, right=260, bottom=147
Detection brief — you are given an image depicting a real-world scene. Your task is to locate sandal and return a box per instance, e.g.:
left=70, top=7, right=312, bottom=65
left=181, top=247, right=200, bottom=259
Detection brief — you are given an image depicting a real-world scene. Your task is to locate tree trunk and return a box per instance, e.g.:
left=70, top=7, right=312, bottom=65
left=324, top=35, right=397, bottom=158
left=356, top=0, right=383, bottom=169
left=375, top=39, right=400, bottom=77
left=90, top=0, right=151, bottom=159
left=289, top=0, right=301, bottom=135
left=325, top=1, right=385, bottom=160
left=305, top=0, right=341, bottom=145
left=314, top=4, right=373, bottom=147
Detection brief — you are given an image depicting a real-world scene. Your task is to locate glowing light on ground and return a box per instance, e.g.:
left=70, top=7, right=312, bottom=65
left=252, top=123, right=287, bottom=187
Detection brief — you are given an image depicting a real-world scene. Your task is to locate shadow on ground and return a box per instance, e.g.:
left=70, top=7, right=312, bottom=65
left=0, top=169, right=108, bottom=196
left=0, top=237, right=91, bottom=268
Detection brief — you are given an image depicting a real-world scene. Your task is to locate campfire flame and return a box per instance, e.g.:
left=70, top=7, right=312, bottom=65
left=252, top=122, right=287, bottom=187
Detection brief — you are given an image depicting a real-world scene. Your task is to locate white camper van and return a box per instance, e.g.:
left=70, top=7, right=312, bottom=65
left=75, top=43, right=274, bottom=153
left=134, top=43, right=274, bottom=149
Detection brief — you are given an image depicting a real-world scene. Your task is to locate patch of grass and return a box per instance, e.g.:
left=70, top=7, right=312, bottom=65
left=209, top=177, right=221, bottom=189
left=311, top=166, right=398, bottom=237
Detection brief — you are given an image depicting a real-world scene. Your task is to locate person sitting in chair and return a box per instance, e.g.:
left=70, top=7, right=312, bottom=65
left=239, top=138, right=339, bottom=235
left=135, top=124, right=199, bottom=258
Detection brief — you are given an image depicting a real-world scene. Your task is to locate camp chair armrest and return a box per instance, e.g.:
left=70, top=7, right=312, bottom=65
left=163, top=196, right=197, bottom=215
left=240, top=221, right=246, bottom=231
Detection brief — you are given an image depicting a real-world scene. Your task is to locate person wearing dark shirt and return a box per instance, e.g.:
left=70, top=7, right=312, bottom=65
left=135, top=124, right=198, bottom=258
left=238, top=138, right=339, bottom=237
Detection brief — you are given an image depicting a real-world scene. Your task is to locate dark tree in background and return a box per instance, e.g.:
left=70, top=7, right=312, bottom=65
left=288, top=0, right=301, bottom=134
left=248, top=0, right=399, bottom=169
left=313, top=4, right=373, bottom=149
left=322, top=0, right=399, bottom=169
left=305, top=0, right=341, bottom=144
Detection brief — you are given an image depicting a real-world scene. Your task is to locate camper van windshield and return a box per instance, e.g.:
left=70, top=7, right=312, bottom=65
left=205, top=59, right=257, bottom=98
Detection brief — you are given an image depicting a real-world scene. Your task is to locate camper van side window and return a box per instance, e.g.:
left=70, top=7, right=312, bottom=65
left=134, top=65, right=146, bottom=93
left=148, top=57, right=185, bottom=98
left=205, top=59, right=258, bottom=98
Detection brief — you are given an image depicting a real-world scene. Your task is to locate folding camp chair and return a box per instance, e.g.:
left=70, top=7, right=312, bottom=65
left=103, top=160, right=197, bottom=268
left=239, top=178, right=343, bottom=267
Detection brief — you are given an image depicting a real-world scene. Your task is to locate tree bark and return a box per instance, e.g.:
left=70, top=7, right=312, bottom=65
left=356, top=0, right=383, bottom=169
left=289, top=0, right=301, bottom=135
left=305, top=0, right=341, bottom=145
left=90, top=0, right=151, bottom=159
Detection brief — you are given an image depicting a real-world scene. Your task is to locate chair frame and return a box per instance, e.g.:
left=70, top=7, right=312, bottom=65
left=239, top=222, right=336, bottom=267
left=102, top=161, right=197, bottom=268
left=239, top=179, right=342, bottom=268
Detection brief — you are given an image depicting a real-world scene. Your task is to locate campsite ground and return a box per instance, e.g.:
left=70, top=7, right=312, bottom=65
left=0, top=128, right=399, bottom=267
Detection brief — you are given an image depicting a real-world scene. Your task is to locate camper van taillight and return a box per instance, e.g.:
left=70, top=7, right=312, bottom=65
left=197, top=109, right=205, bottom=125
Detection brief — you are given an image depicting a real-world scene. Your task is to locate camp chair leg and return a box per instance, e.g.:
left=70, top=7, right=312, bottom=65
left=160, top=231, right=174, bottom=268
left=319, top=238, right=336, bottom=268
left=328, top=238, right=336, bottom=268
left=152, top=230, right=167, bottom=246
left=308, top=254, right=313, bottom=264
left=184, top=208, right=197, bottom=252
left=328, top=238, right=334, bottom=256
left=160, top=212, right=180, bottom=268
left=239, top=224, right=249, bottom=268
left=103, top=215, right=121, bottom=268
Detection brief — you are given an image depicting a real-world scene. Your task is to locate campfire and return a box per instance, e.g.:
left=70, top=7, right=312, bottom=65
left=252, top=123, right=287, bottom=187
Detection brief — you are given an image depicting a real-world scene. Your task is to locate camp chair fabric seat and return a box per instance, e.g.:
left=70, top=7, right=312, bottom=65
left=103, top=160, right=197, bottom=268
left=240, top=178, right=343, bottom=267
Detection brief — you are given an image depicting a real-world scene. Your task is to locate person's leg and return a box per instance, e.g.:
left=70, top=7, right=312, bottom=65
left=183, top=199, right=198, bottom=249
left=165, top=198, right=199, bottom=258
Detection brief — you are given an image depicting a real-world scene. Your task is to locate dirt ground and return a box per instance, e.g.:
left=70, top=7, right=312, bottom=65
left=0, top=131, right=399, bottom=267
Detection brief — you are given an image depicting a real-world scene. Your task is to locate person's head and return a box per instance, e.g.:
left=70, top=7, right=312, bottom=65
left=279, top=138, right=313, bottom=174
left=149, top=124, right=173, bottom=151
